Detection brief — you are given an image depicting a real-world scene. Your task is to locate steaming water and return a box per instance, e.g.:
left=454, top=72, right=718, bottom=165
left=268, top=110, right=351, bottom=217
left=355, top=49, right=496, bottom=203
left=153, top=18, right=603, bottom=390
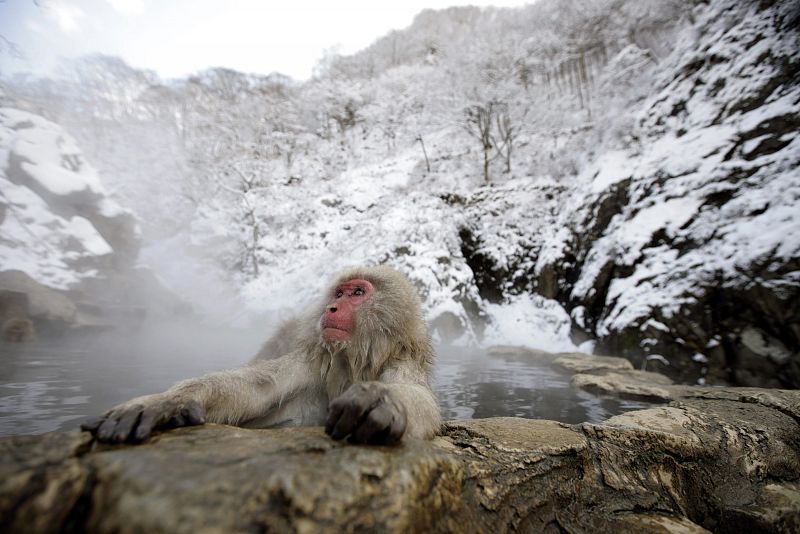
left=0, top=325, right=654, bottom=437
left=434, top=345, right=654, bottom=422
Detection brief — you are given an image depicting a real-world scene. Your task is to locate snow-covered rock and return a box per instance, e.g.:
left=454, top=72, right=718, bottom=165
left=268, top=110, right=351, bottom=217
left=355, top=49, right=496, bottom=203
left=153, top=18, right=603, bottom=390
left=0, top=108, right=140, bottom=290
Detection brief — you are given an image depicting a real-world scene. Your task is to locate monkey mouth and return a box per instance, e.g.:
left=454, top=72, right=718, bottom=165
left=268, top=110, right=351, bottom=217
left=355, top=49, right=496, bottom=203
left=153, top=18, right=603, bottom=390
left=322, top=326, right=351, bottom=342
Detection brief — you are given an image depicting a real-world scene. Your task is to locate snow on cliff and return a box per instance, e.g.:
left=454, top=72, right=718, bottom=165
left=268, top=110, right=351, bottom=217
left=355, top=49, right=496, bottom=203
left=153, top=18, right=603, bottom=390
left=562, top=0, right=800, bottom=338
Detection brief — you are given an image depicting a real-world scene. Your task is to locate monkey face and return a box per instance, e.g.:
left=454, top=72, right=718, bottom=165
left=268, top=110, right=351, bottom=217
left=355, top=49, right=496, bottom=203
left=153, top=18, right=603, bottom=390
left=320, top=279, right=375, bottom=342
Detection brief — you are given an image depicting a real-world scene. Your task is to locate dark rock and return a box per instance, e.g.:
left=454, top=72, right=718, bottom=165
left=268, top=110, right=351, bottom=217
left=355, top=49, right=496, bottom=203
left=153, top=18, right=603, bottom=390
left=0, top=271, right=77, bottom=329
left=1, top=317, right=35, bottom=342
left=458, top=226, right=506, bottom=303
left=0, top=290, right=29, bottom=322
left=430, top=311, right=467, bottom=342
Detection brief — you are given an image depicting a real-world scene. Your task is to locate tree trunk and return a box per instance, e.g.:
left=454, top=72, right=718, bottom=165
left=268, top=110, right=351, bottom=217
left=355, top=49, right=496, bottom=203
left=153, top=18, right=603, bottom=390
left=483, top=148, right=490, bottom=184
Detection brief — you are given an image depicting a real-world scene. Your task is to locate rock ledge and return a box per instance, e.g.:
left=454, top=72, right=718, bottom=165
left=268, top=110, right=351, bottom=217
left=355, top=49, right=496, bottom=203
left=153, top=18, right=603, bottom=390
left=2, top=387, right=798, bottom=533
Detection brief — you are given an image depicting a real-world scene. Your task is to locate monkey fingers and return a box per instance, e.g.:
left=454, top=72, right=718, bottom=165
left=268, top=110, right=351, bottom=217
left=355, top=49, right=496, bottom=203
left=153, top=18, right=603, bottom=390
left=82, top=398, right=206, bottom=443
left=80, top=415, right=106, bottom=432
left=326, top=383, right=407, bottom=444
left=133, top=400, right=205, bottom=442
left=110, top=408, right=144, bottom=443
left=94, top=407, right=136, bottom=442
left=325, top=397, right=366, bottom=440
left=350, top=402, right=406, bottom=445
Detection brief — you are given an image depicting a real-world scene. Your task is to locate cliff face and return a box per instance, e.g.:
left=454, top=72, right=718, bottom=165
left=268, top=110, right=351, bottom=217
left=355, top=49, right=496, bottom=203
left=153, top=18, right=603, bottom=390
left=463, top=0, right=800, bottom=387
left=557, top=0, right=800, bottom=387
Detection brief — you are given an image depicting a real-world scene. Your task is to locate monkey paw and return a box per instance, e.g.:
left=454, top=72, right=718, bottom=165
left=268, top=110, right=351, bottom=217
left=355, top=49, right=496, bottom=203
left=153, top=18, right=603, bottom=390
left=81, top=395, right=205, bottom=444
left=325, top=382, right=407, bottom=445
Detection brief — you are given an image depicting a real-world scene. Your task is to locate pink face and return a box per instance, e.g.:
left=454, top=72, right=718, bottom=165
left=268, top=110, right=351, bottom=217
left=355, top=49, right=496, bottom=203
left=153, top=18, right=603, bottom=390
left=320, top=279, right=375, bottom=342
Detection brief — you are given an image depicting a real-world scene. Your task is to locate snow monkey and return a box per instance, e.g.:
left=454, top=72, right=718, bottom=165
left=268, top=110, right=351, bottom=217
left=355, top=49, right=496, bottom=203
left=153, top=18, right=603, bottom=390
left=82, top=265, right=441, bottom=445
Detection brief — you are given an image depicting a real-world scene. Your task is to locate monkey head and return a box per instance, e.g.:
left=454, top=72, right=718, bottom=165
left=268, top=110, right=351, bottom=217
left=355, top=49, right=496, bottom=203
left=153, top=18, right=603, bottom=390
left=320, top=278, right=375, bottom=342
left=314, top=265, right=429, bottom=358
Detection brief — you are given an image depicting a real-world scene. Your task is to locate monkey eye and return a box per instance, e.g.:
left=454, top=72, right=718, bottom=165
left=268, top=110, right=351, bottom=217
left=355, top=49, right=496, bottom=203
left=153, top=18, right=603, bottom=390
left=335, top=289, right=344, bottom=298
left=353, top=287, right=365, bottom=296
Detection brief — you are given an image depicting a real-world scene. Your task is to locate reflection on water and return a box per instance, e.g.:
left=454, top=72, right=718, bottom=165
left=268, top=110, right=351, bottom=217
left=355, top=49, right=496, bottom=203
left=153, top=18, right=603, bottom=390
left=1, top=327, right=656, bottom=437
left=433, top=345, right=655, bottom=424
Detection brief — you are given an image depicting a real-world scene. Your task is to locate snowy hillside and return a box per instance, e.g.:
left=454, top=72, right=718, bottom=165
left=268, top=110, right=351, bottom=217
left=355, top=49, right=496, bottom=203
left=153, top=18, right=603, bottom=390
left=539, top=0, right=800, bottom=386
left=2, top=0, right=797, bottom=386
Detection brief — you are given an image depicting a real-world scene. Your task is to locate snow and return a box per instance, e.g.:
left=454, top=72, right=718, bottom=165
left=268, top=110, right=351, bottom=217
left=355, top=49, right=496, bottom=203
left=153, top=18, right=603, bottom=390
left=0, top=178, right=84, bottom=288
left=587, top=150, right=632, bottom=193
left=21, top=161, right=95, bottom=196
left=1, top=108, right=106, bottom=196
left=66, top=217, right=113, bottom=256
left=0, top=109, right=132, bottom=289
left=556, top=0, right=800, bottom=339
left=617, top=197, right=703, bottom=263
left=482, top=293, right=578, bottom=354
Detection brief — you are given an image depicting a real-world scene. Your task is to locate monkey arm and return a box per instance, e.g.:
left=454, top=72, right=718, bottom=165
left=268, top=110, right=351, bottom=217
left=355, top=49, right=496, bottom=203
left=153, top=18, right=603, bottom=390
left=381, top=382, right=441, bottom=440
left=82, top=352, right=317, bottom=443
left=170, top=352, right=317, bottom=425
left=379, top=364, right=442, bottom=440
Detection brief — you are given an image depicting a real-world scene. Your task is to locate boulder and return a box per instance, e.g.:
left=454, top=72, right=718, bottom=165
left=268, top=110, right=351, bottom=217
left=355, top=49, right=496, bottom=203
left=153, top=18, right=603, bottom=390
left=554, top=352, right=634, bottom=372
left=0, top=270, right=77, bottom=327
left=571, top=368, right=675, bottom=401
left=0, top=289, right=29, bottom=322
left=542, top=350, right=800, bottom=421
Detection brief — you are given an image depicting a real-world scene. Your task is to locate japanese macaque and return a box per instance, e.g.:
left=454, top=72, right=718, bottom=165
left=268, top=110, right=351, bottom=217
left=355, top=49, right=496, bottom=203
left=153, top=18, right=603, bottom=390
left=82, top=265, right=441, bottom=445
left=2, top=317, right=35, bottom=343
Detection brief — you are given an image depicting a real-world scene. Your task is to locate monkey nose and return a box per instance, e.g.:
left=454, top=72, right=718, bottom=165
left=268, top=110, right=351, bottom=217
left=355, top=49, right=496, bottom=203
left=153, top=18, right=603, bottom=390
left=328, top=305, right=338, bottom=313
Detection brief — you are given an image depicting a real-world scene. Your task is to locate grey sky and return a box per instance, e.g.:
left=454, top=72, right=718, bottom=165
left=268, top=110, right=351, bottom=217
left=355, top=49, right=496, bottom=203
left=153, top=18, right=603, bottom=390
left=0, top=0, right=532, bottom=80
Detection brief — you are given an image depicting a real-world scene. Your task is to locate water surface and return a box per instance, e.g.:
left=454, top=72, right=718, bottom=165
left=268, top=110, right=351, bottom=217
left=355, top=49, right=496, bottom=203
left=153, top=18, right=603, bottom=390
left=0, top=325, right=654, bottom=437
left=435, top=345, right=654, bottom=423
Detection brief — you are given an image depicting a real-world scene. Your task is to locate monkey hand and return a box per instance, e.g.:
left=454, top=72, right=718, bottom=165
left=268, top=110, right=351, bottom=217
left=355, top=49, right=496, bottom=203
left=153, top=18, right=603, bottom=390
left=325, top=382, right=407, bottom=445
left=81, top=394, right=205, bottom=444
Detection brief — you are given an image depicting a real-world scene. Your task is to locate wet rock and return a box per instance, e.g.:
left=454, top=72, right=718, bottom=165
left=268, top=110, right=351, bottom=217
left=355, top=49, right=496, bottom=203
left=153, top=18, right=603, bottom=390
left=2, top=389, right=798, bottom=533
left=0, top=270, right=77, bottom=328
left=571, top=368, right=675, bottom=401
left=68, top=266, right=194, bottom=324
left=1, top=317, right=35, bottom=342
left=566, top=351, right=800, bottom=419
left=0, top=290, right=29, bottom=322
left=554, top=352, right=634, bottom=372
